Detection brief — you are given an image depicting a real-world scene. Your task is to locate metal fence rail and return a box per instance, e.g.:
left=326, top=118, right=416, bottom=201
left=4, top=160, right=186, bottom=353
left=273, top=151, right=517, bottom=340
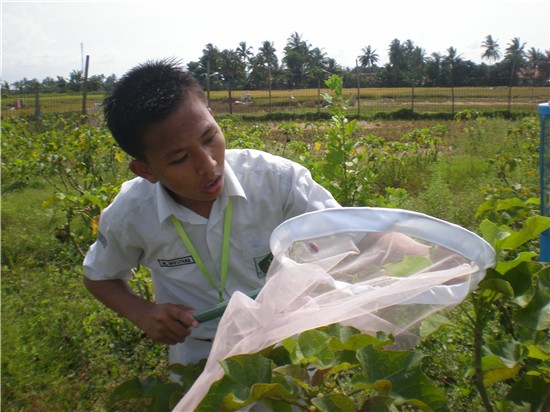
left=2, top=86, right=549, bottom=119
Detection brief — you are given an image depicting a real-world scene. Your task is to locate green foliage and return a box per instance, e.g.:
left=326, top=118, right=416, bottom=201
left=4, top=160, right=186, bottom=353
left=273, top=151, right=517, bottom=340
left=291, top=75, right=448, bottom=208
left=194, top=326, right=447, bottom=412
left=2, top=262, right=168, bottom=411
left=220, top=117, right=268, bottom=151
left=2, top=75, right=547, bottom=412
left=296, top=75, right=376, bottom=206
left=2, top=114, right=130, bottom=258
left=471, top=213, right=550, bottom=412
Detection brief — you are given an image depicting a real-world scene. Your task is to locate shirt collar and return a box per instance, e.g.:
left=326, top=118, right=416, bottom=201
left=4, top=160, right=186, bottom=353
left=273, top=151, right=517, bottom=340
left=155, top=159, right=247, bottom=224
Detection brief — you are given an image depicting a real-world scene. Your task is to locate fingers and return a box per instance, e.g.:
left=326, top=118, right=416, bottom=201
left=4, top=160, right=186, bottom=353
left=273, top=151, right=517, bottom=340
left=143, top=304, right=199, bottom=345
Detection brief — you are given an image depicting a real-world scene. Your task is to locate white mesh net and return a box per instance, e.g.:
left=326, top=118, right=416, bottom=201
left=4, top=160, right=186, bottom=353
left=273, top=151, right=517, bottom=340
left=174, top=207, right=495, bottom=411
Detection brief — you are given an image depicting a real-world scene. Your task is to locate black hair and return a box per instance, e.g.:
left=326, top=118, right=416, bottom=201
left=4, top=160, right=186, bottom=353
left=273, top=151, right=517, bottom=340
left=103, top=58, right=205, bottom=159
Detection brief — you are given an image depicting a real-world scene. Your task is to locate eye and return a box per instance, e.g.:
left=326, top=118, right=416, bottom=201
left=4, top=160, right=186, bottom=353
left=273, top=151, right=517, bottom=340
left=172, top=154, right=188, bottom=164
left=205, top=134, right=217, bottom=144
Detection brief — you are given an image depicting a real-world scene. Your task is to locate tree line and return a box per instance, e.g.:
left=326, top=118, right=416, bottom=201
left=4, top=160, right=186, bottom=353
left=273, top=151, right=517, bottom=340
left=3, top=33, right=549, bottom=95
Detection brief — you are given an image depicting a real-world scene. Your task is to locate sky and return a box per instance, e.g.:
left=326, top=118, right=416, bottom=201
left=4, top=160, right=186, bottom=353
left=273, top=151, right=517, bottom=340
left=1, top=0, right=549, bottom=84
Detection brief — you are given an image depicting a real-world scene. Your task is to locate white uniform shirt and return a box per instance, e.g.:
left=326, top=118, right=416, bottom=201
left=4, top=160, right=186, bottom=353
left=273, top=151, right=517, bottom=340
left=83, top=149, right=339, bottom=365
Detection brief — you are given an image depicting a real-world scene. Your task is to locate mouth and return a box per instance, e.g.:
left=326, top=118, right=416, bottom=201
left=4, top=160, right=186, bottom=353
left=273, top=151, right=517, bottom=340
left=203, top=175, right=222, bottom=195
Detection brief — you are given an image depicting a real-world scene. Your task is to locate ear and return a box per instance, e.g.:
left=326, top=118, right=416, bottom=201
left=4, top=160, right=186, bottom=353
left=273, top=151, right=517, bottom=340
left=129, top=159, right=159, bottom=184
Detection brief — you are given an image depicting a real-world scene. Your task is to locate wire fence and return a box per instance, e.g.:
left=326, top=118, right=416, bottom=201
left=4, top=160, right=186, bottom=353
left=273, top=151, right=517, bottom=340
left=2, top=85, right=549, bottom=119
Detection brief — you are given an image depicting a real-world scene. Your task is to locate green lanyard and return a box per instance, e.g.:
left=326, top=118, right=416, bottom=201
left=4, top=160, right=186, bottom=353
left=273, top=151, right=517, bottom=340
left=170, top=198, right=233, bottom=302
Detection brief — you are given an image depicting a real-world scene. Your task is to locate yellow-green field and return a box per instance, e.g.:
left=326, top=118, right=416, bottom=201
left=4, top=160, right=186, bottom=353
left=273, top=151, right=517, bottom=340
left=3, top=87, right=549, bottom=118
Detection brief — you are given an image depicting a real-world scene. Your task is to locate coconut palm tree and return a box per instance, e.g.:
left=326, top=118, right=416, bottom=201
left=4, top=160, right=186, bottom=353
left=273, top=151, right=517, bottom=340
left=524, top=47, right=545, bottom=85
left=255, top=40, right=279, bottom=110
left=388, top=39, right=406, bottom=71
left=481, top=35, right=501, bottom=63
left=236, top=41, right=254, bottom=67
left=283, top=32, right=311, bottom=88
left=257, top=40, right=278, bottom=70
left=541, top=50, right=550, bottom=85
left=443, top=47, right=463, bottom=113
left=426, top=52, right=443, bottom=86
left=218, top=49, right=245, bottom=114
left=201, top=43, right=220, bottom=104
left=358, top=45, right=379, bottom=71
left=504, top=37, right=526, bottom=111
left=309, top=47, right=328, bottom=113
left=401, top=40, right=425, bottom=110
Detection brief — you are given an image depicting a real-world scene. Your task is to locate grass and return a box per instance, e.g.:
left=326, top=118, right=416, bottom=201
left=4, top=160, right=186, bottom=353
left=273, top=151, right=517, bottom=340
left=1, top=114, right=539, bottom=411
left=1, top=184, right=167, bottom=411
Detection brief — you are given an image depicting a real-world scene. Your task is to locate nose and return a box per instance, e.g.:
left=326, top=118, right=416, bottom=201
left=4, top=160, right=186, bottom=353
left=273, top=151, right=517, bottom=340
left=196, top=147, right=217, bottom=175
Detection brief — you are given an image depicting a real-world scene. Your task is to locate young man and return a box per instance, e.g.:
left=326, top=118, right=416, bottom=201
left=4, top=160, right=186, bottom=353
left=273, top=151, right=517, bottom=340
left=83, top=58, right=339, bottom=367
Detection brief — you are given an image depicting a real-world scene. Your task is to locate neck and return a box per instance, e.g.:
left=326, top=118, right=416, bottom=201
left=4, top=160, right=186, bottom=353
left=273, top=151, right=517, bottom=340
left=166, top=188, right=215, bottom=218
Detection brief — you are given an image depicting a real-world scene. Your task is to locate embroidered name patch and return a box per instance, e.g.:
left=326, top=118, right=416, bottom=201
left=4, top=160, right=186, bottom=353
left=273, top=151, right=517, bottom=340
left=158, top=256, right=195, bottom=268
left=97, top=232, right=108, bottom=248
left=254, top=253, right=273, bottom=278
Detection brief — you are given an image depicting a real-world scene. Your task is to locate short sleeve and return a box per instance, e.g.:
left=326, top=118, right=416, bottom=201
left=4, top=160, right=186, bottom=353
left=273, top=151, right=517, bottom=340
left=83, top=211, right=141, bottom=281
left=282, top=161, right=340, bottom=218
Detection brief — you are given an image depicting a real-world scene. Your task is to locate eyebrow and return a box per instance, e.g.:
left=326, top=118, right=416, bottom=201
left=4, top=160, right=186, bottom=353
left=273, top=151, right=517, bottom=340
left=164, top=126, right=215, bottom=160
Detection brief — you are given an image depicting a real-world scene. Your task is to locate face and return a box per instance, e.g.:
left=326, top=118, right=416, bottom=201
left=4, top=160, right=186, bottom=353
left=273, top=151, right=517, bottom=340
left=130, top=93, right=226, bottom=217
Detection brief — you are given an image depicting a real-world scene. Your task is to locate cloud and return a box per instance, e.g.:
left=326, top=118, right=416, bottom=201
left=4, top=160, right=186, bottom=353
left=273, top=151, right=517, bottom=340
left=2, top=3, right=80, bottom=81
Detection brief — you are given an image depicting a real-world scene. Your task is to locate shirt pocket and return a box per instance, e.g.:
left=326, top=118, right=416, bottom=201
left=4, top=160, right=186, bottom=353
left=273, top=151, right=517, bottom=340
left=239, top=245, right=273, bottom=280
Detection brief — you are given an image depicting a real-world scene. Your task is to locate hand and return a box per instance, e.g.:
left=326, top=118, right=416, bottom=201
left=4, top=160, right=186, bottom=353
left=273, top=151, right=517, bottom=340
left=138, top=303, right=200, bottom=345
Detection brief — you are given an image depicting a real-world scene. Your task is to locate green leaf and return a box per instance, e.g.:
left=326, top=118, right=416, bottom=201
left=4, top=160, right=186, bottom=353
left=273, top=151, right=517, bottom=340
left=484, top=365, right=522, bottom=386
left=220, top=353, right=273, bottom=387
left=372, top=379, right=392, bottom=396
left=507, top=374, right=550, bottom=411
left=481, top=355, right=506, bottom=371
left=495, top=197, right=528, bottom=212
left=196, top=378, right=237, bottom=412
left=292, top=329, right=338, bottom=368
left=515, top=267, right=550, bottom=330
left=419, top=312, right=450, bottom=339
left=109, top=377, right=183, bottom=412
left=496, top=251, right=537, bottom=274
left=357, top=346, right=420, bottom=382
left=168, top=360, right=206, bottom=389
left=145, top=383, right=184, bottom=412
left=83, top=193, right=106, bottom=208
left=384, top=255, right=432, bottom=277
left=483, top=340, right=525, bottom=368
left=500, top=261, right=536, bottom=306
left=356, top=346, right=447, bottom=411
left=312, top=393, right=356, bottom=411
left=479, top=219, right=510, bottom=250
left=478, top=278, right=514, bottom=297
left=110, top=377, right=149, bottom=402
left=320, top=323, right=361, bottom=345
left=343, top=333, right=388, bottom=351
left=526, top=343, right=550, bottom=361
left=222, top=382, right=294, bottom=410
left=502, top=216, right=550, bottom=250
left=273, top=364, right=309, bottom=385
left=262, top=345, right=292, bottom=367
left=359, top=395, right=393, bottom=412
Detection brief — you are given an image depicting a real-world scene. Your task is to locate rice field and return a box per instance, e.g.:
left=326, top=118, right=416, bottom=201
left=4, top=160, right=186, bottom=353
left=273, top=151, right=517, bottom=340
left=2, top=86, right=549, bottom=118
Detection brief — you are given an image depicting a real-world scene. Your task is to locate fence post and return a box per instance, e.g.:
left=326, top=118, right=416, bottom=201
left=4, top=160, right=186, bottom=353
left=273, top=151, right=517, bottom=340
left=82, top=55, right=90, bottom=116
left=317, top=77, right=321, bottom=115
left=356, top=59, right=361, bottom=117
left=34, top=81, right=41, bottom=119
left=206, top=60, right=211, bottom=107
left=227, top=84, right=233, bottom=115
left=268, top=66, right=272, bottom=113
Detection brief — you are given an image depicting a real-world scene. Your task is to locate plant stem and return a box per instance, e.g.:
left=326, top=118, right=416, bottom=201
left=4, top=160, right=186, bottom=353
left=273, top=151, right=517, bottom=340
left=472, top=298, right=494, bottom=412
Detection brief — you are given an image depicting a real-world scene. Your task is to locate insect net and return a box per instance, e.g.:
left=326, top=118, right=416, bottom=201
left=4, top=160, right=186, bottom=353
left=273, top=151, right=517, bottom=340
left=174, top=207, right=496, bottom=411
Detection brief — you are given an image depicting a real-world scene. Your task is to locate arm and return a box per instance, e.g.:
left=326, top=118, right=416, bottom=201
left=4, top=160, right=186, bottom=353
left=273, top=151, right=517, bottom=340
left=83, top=277, right=199, bottom=345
